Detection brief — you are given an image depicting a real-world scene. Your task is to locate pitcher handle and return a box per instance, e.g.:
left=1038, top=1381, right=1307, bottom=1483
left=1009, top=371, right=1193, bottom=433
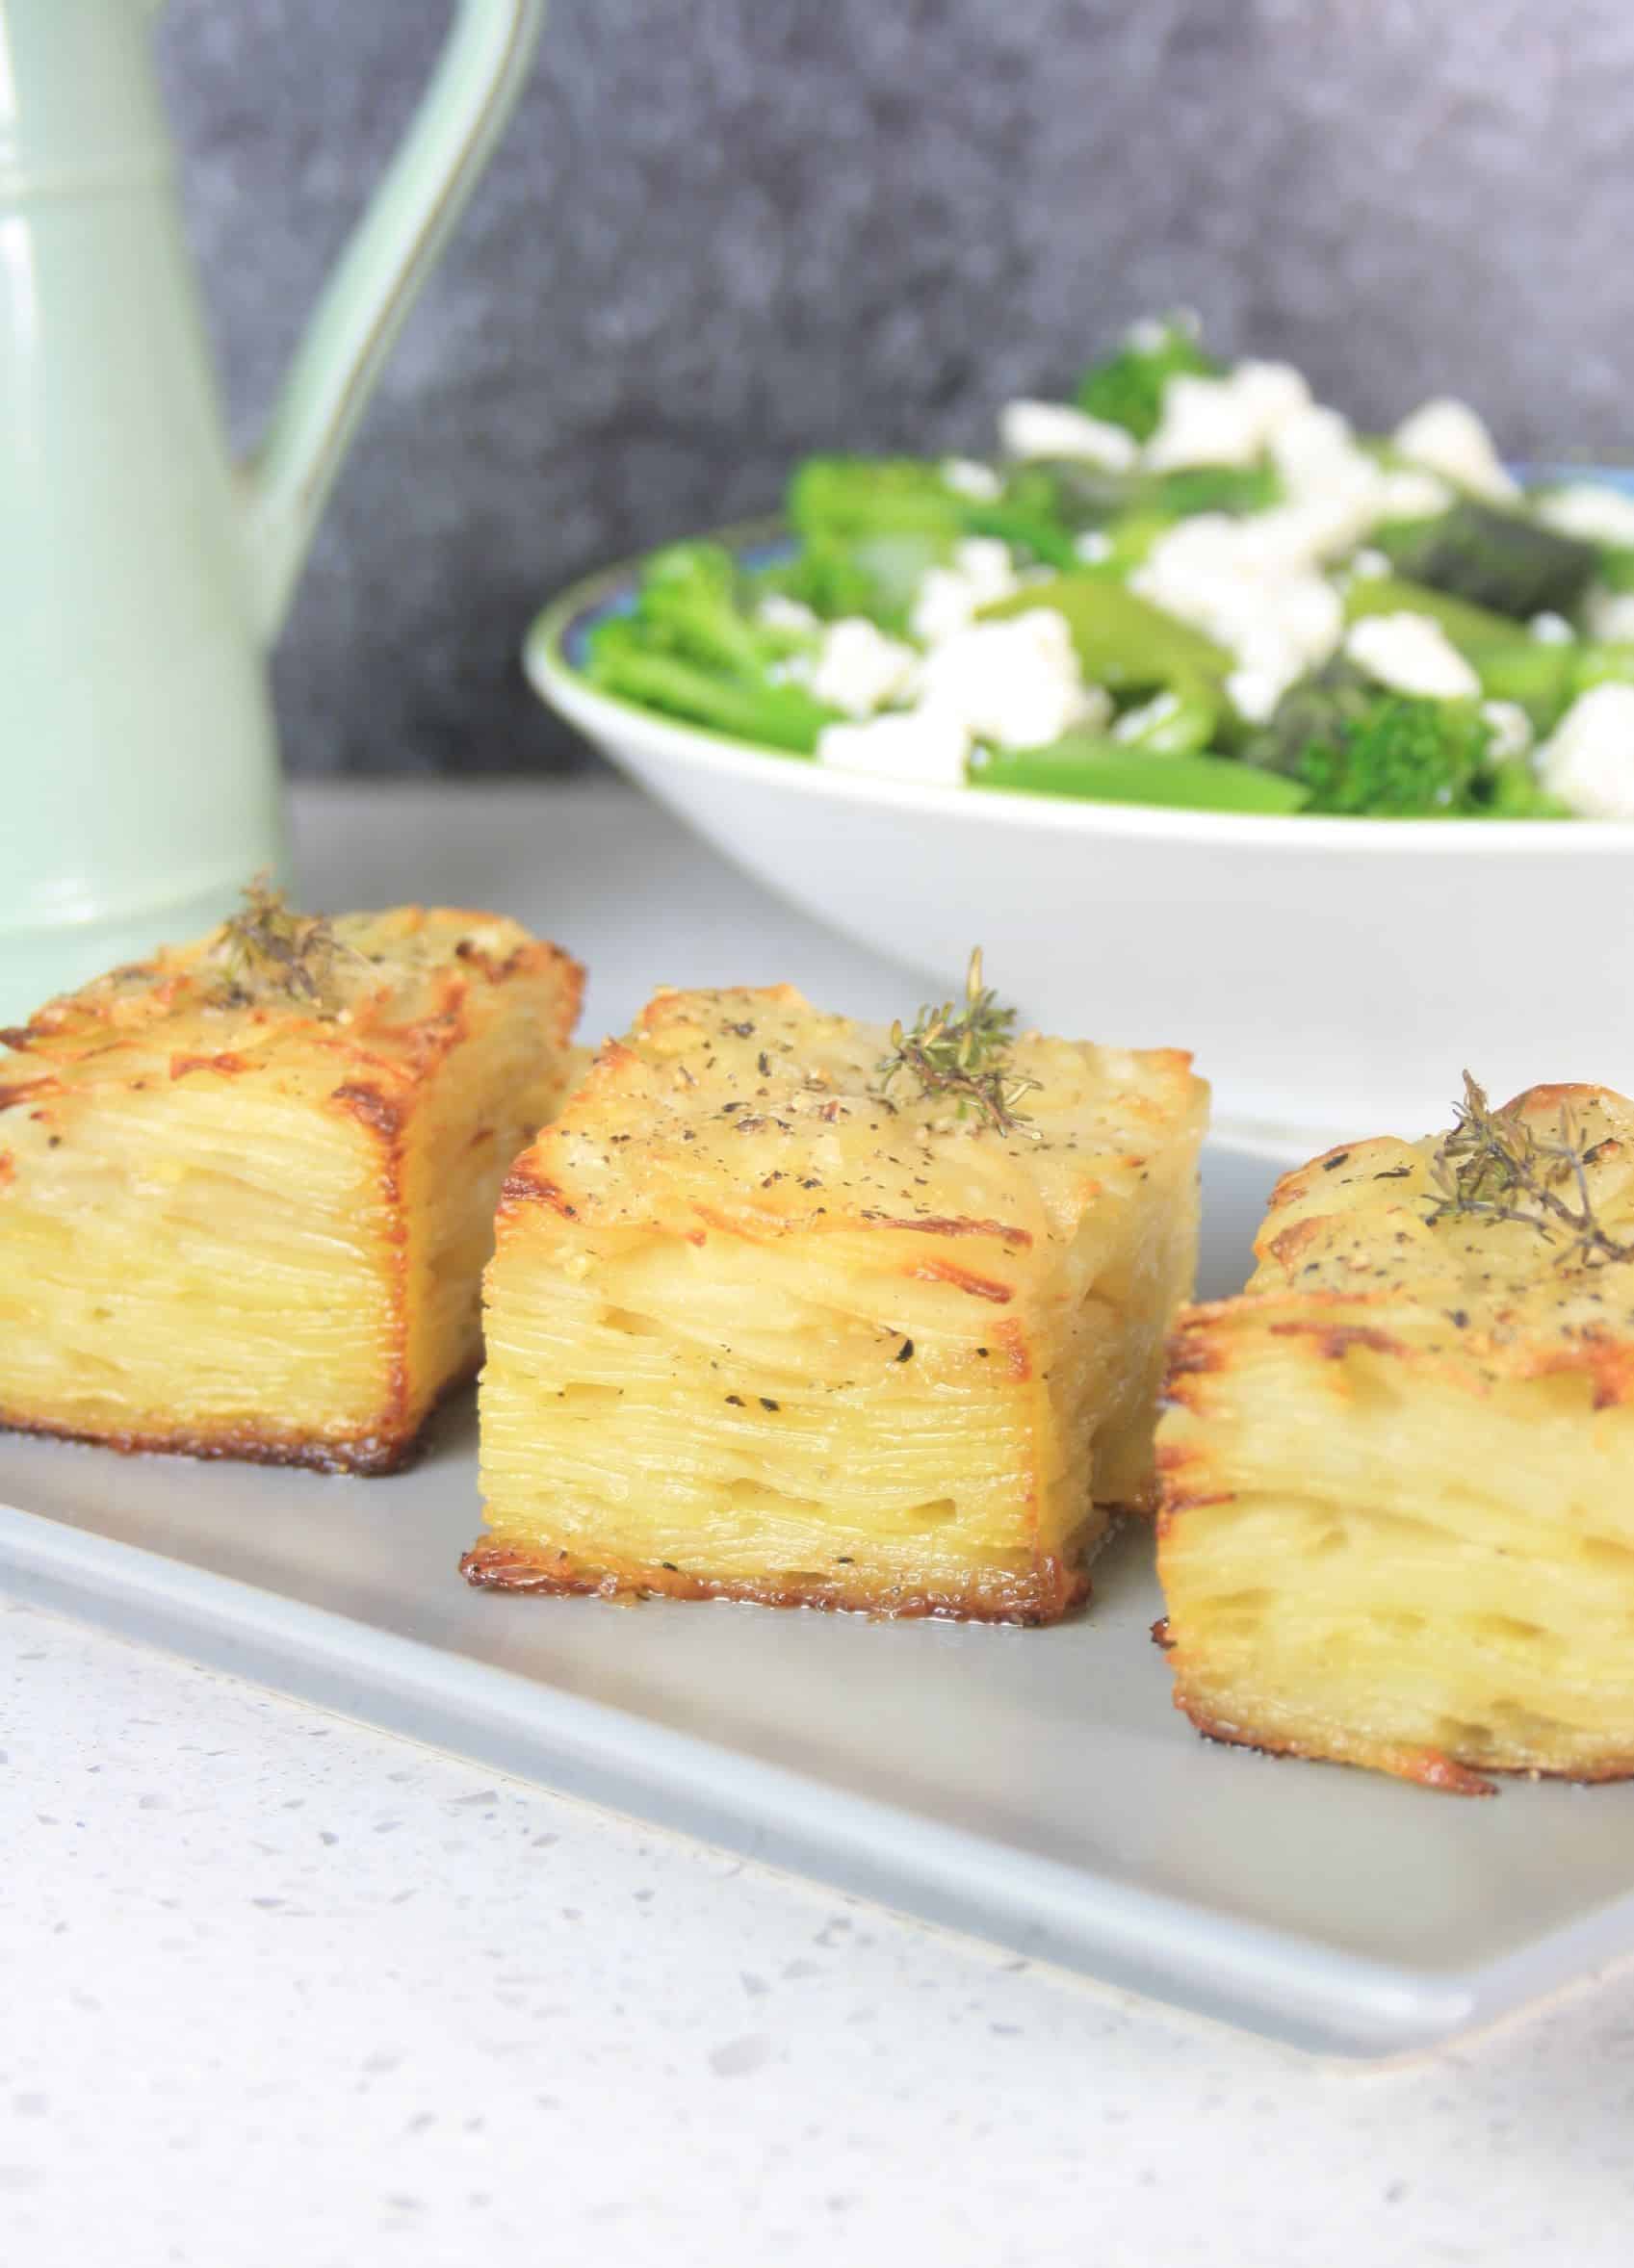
left=239, top=0, right=546, bottom=641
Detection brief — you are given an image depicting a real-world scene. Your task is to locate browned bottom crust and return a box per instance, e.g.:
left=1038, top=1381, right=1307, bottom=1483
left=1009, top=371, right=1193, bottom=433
left=1160, top=1653, right=1634, bottom=1795
left=459, top=1530, right=1099, bottom=1625
left=0, top=1370, right=476, bottom=1479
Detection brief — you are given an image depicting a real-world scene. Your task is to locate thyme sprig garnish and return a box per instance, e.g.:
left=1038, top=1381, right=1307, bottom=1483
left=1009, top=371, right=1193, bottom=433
left=1423, top=1071, right=1633, bottom=1266
left=210, top=876, right=368, bottom=1018
left=877, top=950, right=1041, bottom=1139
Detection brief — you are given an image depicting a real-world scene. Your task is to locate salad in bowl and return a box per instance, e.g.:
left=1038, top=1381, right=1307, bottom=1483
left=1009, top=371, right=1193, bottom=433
left=561, top=317, right=1634, bottom=822
left=527, top=320, right=1634, bottom=1150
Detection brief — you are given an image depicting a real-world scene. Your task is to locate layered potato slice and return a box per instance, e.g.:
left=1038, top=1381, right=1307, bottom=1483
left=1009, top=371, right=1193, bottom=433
left=467, top=984, right=1206, bottom=1621
left=0, top=902, right=583, bottom=1473
left=1157, top=1084, right=1634, bottom=1791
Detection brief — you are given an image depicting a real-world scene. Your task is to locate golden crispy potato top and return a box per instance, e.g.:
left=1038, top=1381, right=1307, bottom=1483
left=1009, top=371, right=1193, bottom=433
left=0, top=904, right=580, bottom=1113
left=1238, top=1083, right=1634, bottom=1392
left=506, top=983, right=1205, bottom=1249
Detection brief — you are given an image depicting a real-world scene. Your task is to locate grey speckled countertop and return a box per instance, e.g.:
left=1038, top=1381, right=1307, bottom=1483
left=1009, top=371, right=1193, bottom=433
left=3, top=783, right=1634, bottom=2266
left=156, top=1, right=1634, bottom=780
left=6, top=1586, right=1634, bottom=2267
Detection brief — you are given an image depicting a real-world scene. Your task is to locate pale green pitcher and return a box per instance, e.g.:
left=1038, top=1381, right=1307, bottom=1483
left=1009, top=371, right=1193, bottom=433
left=0, top=0, right=544, bottom=1021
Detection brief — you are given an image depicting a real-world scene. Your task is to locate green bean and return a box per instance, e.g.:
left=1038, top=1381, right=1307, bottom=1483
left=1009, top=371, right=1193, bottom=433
left=980, top=575, right=1232, bottom=688
left=971, top=739, right=1310, bottom=812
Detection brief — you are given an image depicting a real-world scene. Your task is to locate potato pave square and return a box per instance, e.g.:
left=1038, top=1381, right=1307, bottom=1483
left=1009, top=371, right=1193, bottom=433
left=0, top=901, right=582, bottom=1473
left=1158, top=1083, right=1634, bottom=1791
left=468, top=983, right=1206, bottom=1621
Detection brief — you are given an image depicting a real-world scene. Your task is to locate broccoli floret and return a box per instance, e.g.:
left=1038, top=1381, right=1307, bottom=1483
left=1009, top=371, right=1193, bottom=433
left=1246, top=657, right=1492, bottom=815
left=1241, top=657, right=1381, bottom=776
left=1297, top=695, right=1491, bottom=815
left=1075, top=318, right=1220, bottom=441
left=761, top=532, right=946, bottom=630
left=635, top=543, right=807, bottom=677
left=789, top=456, right=965, bottom=543
left=790, top=455, right=1078, bottom=575
left=585, top=616, right=836, bottom=753
left=961, top=467, right=1081, bottom=568
left=584, top=544, right=838, bottom=753
left=1374, top=502, right=1597, bottom=621
left=1472, top=762, right=1571, bottom=818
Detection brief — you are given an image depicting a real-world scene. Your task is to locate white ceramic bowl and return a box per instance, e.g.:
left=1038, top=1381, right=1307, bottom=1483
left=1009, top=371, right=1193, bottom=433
left=527, top=521, right=1634, bottom=1155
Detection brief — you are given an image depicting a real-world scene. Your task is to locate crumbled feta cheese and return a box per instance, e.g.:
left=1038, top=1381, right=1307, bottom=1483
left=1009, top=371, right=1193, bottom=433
left=1223, top=667, right=1288, bottom=727
left=1480, top=700, right=1534, bottom=765
left=1586, top=585, right=1634, bottom=643
left=1537, top=683, right=1634, bottom=818
left=953, top=538, right=1018, bottom=595
left=1143, top=375, right=1258, bottom=472
left=1391, top=399, right=1517, bottom=503
left=1076, top=683, right=1115, bottom=735
left=1073, top=528, right=1113, bottom=565
left=1270, top=576, right=1349, bottom=666
left=1145, top=359, right=1310, bottom=472
left=1343, top=612, right=1481, bottom=699
left=1267, top=403, right=1357, bottom=487
left=1533, top=482, right=1634, bottom=550
left=1232, top=360, right=1314, bottom=435
left=913, top=609, right=1103, bottom=749
left=766, top=654, right=812, bottom=686
left=809, top=617, right=918, bottom=718
left=910, top=569, right=979, bottom=646
left=941, top=456, right=1003, bottom=503
left=1529, top=610, right=1576, bottom=645
left=1221, top=610, right=1341, bottom=723
left=908, top=537, right=1020, bottom=643
left=999, top=399, right=1137, bottom=470
left=817, top=709, right=971, bottom=787
left=1376, top=468, right=1454, bottom=523
left=756, top=594, right=818, bottom=633
left=1132, top=513, right=1343, bottom=718
left=1348, top=548, right=1391, bottom=580
left=1267, top=407, right=1452, bottom=553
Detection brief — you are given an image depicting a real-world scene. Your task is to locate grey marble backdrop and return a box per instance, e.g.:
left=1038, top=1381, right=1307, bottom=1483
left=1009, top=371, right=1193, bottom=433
left=159, top=0, right=1634, bottom=775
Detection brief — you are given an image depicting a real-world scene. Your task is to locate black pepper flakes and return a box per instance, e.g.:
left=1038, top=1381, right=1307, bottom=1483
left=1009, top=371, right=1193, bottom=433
left=760, top=1397, right=780, bottom=1411
left=1321, top=1151, right=1351, bottom=1173
left=895, top=1338, right=915, bottom=1362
